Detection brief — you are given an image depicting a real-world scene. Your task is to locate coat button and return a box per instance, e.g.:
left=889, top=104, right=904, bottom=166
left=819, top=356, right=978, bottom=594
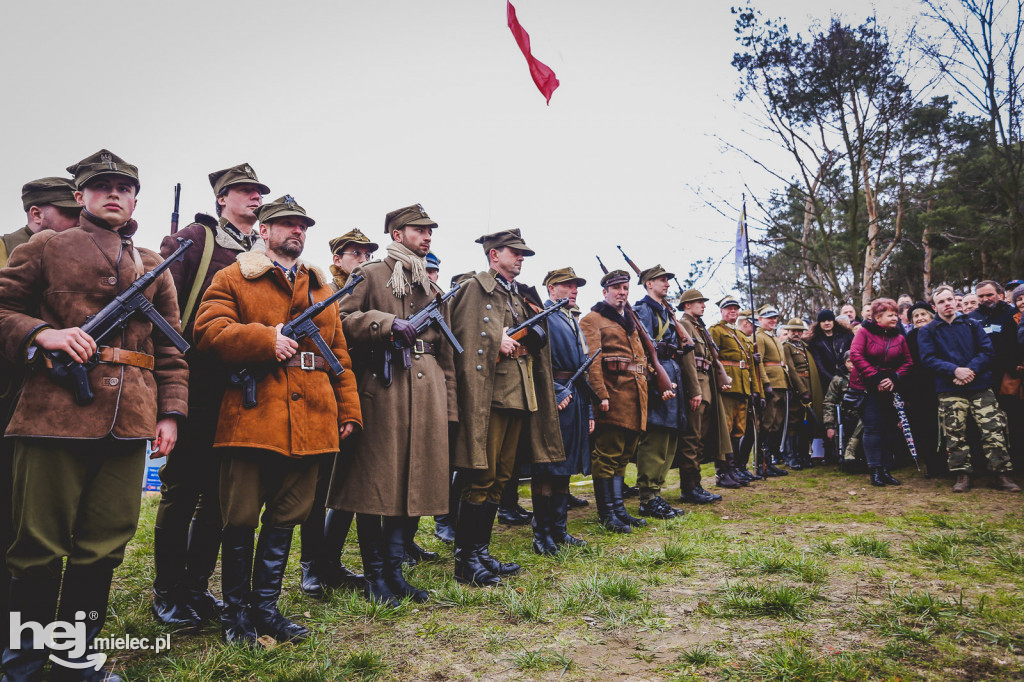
left=477, top=349, right=483, bottom=355
left=481, top=332, right=487, bottom=337
left=476, top=365, right=483, bottom=371
left=417, top=372, right=423, bottom=379
left=485, top=304, right=492, bottom=310
left=106, top=276, right=117, bottom=285
left=291, top=393, right=301, bottom=401
left=414, top=354, right=421, bottom=360
left=483, top=317, right=489, bottom=323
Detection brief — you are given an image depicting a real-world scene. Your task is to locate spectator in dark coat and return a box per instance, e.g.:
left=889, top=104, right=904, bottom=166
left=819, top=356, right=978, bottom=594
left=905, top=302, right=943, bottom=477
left=850, top=298, right=914, bottom=487
left=809, top=309, right=854, bottom=391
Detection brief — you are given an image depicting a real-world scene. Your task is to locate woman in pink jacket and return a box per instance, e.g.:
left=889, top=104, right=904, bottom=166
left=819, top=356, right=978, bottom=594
left=850, top=298, right=914, bottom=487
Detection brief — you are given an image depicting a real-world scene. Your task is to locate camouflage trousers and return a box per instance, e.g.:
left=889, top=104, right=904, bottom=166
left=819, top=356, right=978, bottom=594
left=938, top=389, right=1012, bottom=474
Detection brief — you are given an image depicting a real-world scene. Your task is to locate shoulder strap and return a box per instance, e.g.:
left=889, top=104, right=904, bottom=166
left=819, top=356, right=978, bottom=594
left=181, top=225, right=216, bottom=329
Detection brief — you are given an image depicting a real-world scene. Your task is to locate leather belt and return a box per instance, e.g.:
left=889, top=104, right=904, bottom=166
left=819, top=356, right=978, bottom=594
left=411, top=339, right=437, bottom=356
left=552, top=370, right=574, bottom=382
left=654, top=341, right=678, bottom=361
left=720, top=360, right=747, bottom=369
left=764, top=361, right=785, bottom=367
left=603, top=357, right=645, bottom=375
left=97, top=346, right=154, bottom=371
left=284, top=352, right=329, bottom=371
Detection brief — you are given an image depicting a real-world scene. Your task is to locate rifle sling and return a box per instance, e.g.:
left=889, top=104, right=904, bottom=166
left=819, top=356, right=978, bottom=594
left=181, top=225, right=216, bottom=331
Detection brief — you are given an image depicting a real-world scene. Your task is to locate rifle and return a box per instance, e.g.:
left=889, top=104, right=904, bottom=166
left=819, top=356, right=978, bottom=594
left=616, top=245, right=696, bottom=353
left=381, top=283, right=463, bottom=387
left=595, top=256, right=675, bottom=396
left=555, top=348, right=601, bottom=404
left=171, top=183, right=181, bottom=234
left=229, top=274, right=363, bottom=408
left=498, top=297, right=571, bottom=362
left=47, top=238, right=194, bottom=406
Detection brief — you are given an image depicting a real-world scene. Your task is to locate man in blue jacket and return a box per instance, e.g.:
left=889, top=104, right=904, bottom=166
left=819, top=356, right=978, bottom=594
left=919, top=285, right=1020, bottom=493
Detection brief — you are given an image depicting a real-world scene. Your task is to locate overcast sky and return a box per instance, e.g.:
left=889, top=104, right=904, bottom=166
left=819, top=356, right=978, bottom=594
left=1, top=0, right=924, bottom=315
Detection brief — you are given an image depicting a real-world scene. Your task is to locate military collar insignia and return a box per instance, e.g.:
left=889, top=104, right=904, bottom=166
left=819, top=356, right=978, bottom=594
left=494, top=271, right=518, bottom=295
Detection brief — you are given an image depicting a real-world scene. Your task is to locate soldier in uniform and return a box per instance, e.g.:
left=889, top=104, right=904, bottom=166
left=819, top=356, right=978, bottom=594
left=734, top=310, right=784, bottom=478
left=152, top=163, right=271, bottom=629
left=296, top=228, right=378, bottom=599
left=632, top=265, right=692, bottom=518
left=1, top=177, right=81, bottom=654
left=675, top=290, right=736, bottom=492
left=425, top=252, right=440, bottom=283
left=327, top=204, right=457, bottom=606
left=710, top=296, right=769, bottom=483
left=523, top=267, right=593, bottom=554
left=782, top=318, right=823, bottom=469
left=0, top=150, right=188, bottom=680
left=195, top=195, right=362, bottom=646
left=580, top=270, right=654, bottom=532
left=755, top=305, right=791, bottom=474
left=450, top=229, right=564, bottom=586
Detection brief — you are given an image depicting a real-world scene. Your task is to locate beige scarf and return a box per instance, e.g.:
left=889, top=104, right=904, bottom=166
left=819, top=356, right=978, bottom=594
left=385, top=242, right=431, bottom=298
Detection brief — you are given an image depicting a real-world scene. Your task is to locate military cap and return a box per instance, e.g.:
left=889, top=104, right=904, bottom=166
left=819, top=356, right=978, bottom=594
left=67, top=149, right=139, bottom=191
left=255, top=195, right=315, bottom=227
left=638, top=264, right=674, bottom=286
left=21, top=177, right=79, bottom=212
left=678, top=289, right=708, bottom=304
left=600, top=269, right=630, bottom=287
left=543, top=266, right=586, bottom=288
left=781, top=317, right=807, bottom=331
left=717, top=294, right=741, bottom=309
left=385, top=203, right=437, bottom=234
left=425, top=252, right=440, bottom=270
left=757, top=304, right=780, bottom=318
left=475, top=228, right=535, bottom=256
left=737, top=309, right=753, bottom=320
left=329, top=228, right=378, bottom=256
left=209, top=163, right=270, bottom=196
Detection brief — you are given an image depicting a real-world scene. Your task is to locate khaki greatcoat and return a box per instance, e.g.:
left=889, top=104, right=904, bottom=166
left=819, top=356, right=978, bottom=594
left=0, top=214, right=188, bottom=438
left=194, top=250, right=362, bottom=457
left=327, top=256, right=458, bottom=516
left=450, top=270, right=564, bottom=470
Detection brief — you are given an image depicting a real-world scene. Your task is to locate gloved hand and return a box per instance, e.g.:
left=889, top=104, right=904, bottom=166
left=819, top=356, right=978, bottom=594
left=391, top=318, right=418, bottom=348
left=753, top=352, right=762, bottom=364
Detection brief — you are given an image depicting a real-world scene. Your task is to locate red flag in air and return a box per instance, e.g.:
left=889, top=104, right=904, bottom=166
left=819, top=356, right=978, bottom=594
left=506, top=1, right=560, bottom=104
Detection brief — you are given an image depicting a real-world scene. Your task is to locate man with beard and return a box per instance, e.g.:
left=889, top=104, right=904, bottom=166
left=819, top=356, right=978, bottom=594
left=296, top=228, right=378, bottom=600
left=450, top=229, right=564, bottom=586
left=0, top=151, right=187, bottom=680
left=632, top=265, right=690, bottom=518
left=327, top=204, right=457, bottom=606
left=153, top=163, right=271, bottom=629
left=195, top=195, right=362, bottom=645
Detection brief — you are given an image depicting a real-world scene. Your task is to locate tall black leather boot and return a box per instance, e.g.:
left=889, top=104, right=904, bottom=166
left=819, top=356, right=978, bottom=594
left=3, top=570, right=61, bottom=682
left=611, top=476, right=647, bottom=528
left=434, top=472, right=461, bottom=544
left=478, top=502, right=522, bottom=576
left=151, top=525, right=201, bottom=629
left=403, top=517, right=438, bottom=566
left=530, top=493, right=558, bottom=556
left=50, top=562, right=123, bottom=682
left=249, top=526, right=308, bottom=643
left=383, top=517, right=428, bottom=603
left=181, top=514, right=224, bottom=621
left=453, top=500, right=501, bottom=587
left=549, top=490, right=586, bottom=547
left=299, top=501, right=326, bottom=599
left=219, top=525, right=257, bottom=647
left=355, top=514, right=400, bottom=607
left=316, top=509, right=362, bottom=591
left=594, top=477, right=631, bottom=532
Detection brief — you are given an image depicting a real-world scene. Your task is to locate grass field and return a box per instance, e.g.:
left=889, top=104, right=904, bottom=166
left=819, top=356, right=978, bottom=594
left=104, top=464, right=1024, bottom=680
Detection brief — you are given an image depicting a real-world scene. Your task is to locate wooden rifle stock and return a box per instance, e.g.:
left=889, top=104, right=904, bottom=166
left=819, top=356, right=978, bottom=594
left=615, top=246, right=696, bottom=351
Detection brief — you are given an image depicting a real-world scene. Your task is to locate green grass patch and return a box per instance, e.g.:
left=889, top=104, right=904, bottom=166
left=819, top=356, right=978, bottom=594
left=847, top=534, right=893, bottom=558
left=706, top=582, right=818, bottom=621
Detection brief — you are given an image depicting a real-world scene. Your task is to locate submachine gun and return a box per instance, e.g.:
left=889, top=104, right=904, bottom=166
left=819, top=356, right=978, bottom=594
left=229, top=274, right=364, bottom=408
left=46, top=238, right=194, bottom=406
left=381, top=283, right=464, bottom=387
